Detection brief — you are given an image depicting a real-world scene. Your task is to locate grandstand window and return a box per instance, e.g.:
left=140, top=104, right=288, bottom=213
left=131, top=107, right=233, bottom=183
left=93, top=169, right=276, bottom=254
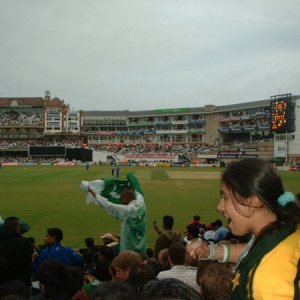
left=173, top=115, right=183, bottom=121
left=46, top=117, right=60, bottom=121
left=46, top=121, right=60, bottom=126
left=146, top=117, right=154, bottom=122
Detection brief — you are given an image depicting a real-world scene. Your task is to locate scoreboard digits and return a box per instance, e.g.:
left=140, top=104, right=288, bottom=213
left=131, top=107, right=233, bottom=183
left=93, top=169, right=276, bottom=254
left=270, top=95, right=293, bottom=132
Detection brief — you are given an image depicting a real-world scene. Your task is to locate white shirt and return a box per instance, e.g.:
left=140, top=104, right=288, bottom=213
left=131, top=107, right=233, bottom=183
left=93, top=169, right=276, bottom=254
left=157, top=265, right=201, bottom=294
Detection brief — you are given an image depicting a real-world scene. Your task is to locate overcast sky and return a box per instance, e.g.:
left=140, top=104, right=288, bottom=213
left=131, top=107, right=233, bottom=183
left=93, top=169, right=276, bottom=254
left=1, top=1, right=299, bottom=111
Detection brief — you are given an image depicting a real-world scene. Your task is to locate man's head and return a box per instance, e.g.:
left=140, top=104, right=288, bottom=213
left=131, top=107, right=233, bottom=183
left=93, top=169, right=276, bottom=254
left=186, top=224, right=199, bottom=240
left=212, top=219, right=222, bottom=230
left=120, top=188, right=135, bottom=205
left=162, top=215, right=174, bottom=230
left=45, top=228, right=63, bottom=245
left=167, top=242, right=186, bottom=266
left=4, top=216, right=20, bottom=235
left=193, top=215, right=201, bottom=222
left=85, top=237, right=95, bottom=248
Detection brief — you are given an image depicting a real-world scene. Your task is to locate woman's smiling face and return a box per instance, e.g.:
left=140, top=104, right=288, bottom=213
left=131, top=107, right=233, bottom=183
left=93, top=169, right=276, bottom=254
left=217, top=183, right=253, bottom=237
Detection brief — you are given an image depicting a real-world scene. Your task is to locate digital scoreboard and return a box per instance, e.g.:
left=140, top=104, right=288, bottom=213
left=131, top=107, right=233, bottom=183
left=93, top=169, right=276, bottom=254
left=270, top=94, right=294, bottom=132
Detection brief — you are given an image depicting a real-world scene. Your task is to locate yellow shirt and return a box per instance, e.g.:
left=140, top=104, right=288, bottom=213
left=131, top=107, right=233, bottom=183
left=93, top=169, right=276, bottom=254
left=250, top=225, right=300, bottom=300
left=232, top=224, right=300, bottom=300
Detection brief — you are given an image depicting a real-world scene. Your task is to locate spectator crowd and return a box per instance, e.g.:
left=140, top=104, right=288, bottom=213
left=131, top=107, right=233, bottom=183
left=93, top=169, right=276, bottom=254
left=0, top=213, right=236, bottom=300
left=0, top=158, right=299, bottom=300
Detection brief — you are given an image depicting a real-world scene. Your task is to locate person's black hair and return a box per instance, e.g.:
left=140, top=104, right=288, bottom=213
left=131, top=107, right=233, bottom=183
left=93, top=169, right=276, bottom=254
left=4, top=216, right=20, bottom=234
left=85, top=237, right=95, bottom=248
left=39, top=260, right=71, bottom=299
left=163, top=215, right=174, bottom=230
left=186, top=224, right=200, bottom=238
left=167, top=242, right=186, bottom=265
left=143, top=258, right=161, bottom=276
left=140, top=278, right=203, bottom=300
left=93, top=246, right=115, bottom=281
left=92, top=281, right=137, bottom=300
left=222, top=158, right=300, bottom=232
left=193, top=215, right=201, bottom=221
left=47, top=228, right=63, bottom=243
left=213, top=219, right=222, bottom=227
left=128, top=263, right=156, bottom=293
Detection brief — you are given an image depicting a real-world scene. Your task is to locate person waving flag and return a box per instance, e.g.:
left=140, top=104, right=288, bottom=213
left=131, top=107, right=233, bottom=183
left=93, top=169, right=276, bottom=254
left=81, top=173, right=147, bottom=254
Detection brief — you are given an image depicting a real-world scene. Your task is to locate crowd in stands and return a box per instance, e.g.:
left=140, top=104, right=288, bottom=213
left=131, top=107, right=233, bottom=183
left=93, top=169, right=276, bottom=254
left=0, top=136, right=271, bottom=155
left=92, top=143, right=218, bottom=155
left=0, top=138, right=269, bottom=166
left=0, top=138, right=82, bottom=149
left=97, top=143, right=203, bottom=155
left=1, top=141, right=219, bottom=155
left=90, top=140, right=270, bottom=156
left=0, top=213, right=236, bottom=300
left=0, top=111, right=42, bottom=126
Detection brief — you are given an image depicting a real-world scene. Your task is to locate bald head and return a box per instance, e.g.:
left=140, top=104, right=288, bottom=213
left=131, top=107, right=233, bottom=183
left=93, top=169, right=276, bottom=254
left=120, top=188, right=135, bottom=205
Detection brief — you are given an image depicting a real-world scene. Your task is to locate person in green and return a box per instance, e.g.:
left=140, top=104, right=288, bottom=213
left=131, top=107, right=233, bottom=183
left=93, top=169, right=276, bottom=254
left=81, top=173, right=147, bottom=254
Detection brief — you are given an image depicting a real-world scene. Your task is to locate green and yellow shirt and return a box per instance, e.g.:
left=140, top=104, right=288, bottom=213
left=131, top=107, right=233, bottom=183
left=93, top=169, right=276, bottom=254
left=231, top=224, right=300, bottom=300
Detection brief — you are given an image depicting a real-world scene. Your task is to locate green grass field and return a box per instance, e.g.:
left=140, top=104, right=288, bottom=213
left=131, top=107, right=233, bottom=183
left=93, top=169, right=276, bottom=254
left=1, top=165, right=299, bottom=250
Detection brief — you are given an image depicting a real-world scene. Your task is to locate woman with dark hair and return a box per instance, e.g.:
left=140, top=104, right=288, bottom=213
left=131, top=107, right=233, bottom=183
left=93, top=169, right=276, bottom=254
left=197, top=158, right=300, bottom=299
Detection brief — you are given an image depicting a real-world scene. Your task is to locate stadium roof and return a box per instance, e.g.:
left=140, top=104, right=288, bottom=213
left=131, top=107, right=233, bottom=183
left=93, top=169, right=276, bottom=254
left=82, top=107, right=205, bottom=117
left=215, top=99, right=271, bottom=113
left=1, top=95, right=299, bottom=115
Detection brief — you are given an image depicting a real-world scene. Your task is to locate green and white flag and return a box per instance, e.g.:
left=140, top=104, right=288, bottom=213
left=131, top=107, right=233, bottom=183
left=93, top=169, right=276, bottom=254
left=80, top=172, right=144, bottom=204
